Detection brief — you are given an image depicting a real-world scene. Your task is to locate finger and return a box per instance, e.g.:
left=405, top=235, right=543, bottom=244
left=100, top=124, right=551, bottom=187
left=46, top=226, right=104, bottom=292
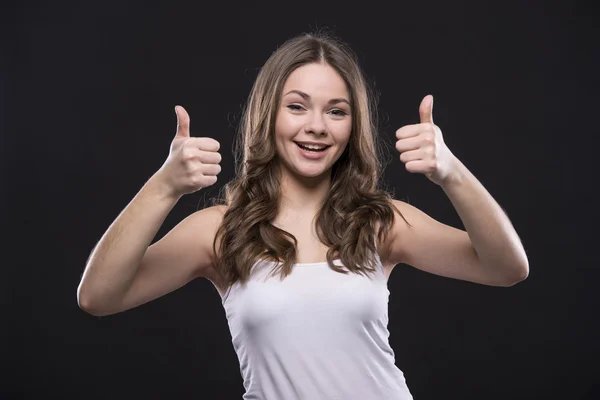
left=399, top=149, right=424, bottom=164
left=175, top=105, right=190, bottom=137
left=405, top=159, right=436, bottom=174
left=191, top=137, right=220, bottom=152
left=197, top=150, right=222, bottom=164
left=202, top=163, right=222, bottom=176
left=395, top=124, right=421, bottom=140
left=395, top=135, right=422, bottom=153
left=202, top=175, right=218, bottom=187
left=419, top=95, right=434, bottom=124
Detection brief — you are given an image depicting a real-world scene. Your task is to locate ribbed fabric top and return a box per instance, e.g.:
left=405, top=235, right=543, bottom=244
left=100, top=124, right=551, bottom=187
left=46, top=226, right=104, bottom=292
left=221, top=254, right=413, bottom=400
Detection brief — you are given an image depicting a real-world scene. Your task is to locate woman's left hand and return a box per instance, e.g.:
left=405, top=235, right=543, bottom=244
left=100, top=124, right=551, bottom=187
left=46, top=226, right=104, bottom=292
left=395, top=95, right=460, bottom=186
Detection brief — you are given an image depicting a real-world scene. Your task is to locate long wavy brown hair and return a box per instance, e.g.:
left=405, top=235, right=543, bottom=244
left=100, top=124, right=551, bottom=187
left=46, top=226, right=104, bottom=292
left=213, top=31, right=403, bottom=288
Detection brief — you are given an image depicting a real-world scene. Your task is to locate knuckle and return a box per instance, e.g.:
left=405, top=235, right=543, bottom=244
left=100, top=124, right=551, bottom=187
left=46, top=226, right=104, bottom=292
left=183, top=159, right=197, bottom=171
left=423, top=134, right=434, bottom=144
left=188, top=174, right=201, bottom=186
left=181, top=148, right=194, bottom=161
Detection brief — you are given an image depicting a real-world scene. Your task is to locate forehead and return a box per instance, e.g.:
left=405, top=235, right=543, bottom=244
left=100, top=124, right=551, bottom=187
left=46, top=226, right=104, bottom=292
left=282, top=63, right=349, bottom=98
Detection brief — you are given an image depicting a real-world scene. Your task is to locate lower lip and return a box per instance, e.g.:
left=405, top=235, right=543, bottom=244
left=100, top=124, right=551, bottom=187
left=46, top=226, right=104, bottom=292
left=296, top=143, right=330, bottom=159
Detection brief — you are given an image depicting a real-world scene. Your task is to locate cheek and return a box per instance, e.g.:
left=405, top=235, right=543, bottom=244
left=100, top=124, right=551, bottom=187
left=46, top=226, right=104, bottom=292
left=274, top=114, right=289, bottom=148
left=275, top=112, right=300, bottom=135
left=333, top=120, right=352, bottom=145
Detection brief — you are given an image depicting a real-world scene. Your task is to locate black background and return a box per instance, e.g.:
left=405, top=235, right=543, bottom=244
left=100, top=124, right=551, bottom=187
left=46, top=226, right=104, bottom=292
left=3, top=1, right=598, bottom=399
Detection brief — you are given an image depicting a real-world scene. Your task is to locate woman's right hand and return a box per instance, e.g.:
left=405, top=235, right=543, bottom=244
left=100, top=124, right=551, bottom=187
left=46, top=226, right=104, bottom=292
left=155, top=105, right=222, bottom=198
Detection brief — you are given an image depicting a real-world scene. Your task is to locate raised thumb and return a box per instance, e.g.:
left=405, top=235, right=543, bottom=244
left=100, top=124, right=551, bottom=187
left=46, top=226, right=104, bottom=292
left=174, top=105, right=190, bottom=137
left=419, top=95, right=434, bottom=124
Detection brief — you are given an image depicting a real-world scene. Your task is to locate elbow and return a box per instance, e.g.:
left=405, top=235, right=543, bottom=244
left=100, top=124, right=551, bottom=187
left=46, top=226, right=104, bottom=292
left=515, top=255, right=530, bottom=282
left=78, top=299, right=112, bottom=317
left=77, top=285, right=112, bottom=317
left=503, top=261, right=529, bottom=287
left=77, top=290, right=100, bottom=316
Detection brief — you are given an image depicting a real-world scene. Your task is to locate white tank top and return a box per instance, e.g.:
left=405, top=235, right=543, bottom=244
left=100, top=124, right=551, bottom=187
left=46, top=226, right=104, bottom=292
left=221, top=251, right=414, bottom=400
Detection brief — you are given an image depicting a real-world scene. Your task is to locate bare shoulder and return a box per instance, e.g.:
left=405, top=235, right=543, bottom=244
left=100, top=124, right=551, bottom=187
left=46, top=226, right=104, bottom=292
left=185, top=204, right=230, bottom=292
left=187, top=204, right=228, bottom=230
left=379, top=198, right=438, bottom=266
left=184, top=204, right=228, bottom=268
left=188, top=204, right=230, bottom=283
left=377, top=198, right=414, bottom=269
left=175, top=204, right=227, bottom=241
left=147, top=203, right=228, bottom=280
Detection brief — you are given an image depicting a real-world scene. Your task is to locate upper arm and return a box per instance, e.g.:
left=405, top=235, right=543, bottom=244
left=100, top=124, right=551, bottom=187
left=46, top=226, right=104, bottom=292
left=116, top=205, right=226, bottom=314
left=382, top=199, right=510, bottom=287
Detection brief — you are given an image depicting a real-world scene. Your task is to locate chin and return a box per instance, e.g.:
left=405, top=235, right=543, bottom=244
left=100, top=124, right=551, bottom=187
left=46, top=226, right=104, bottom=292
left=294, top=166, right=330, bottom=179
left=282, top=161, right=331, bottom=180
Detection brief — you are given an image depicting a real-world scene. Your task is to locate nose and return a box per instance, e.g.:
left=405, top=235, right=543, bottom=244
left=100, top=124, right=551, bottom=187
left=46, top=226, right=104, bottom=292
left=304, top=112, right=328, bottom=136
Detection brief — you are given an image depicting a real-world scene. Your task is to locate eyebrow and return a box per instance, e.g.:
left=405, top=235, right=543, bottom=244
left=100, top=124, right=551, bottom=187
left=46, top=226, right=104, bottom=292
left=284, top=89, right=351, bottom=106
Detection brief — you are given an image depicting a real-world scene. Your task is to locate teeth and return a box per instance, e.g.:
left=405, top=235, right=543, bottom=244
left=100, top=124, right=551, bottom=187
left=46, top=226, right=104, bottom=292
left=299, top=143, right=327, bottom=150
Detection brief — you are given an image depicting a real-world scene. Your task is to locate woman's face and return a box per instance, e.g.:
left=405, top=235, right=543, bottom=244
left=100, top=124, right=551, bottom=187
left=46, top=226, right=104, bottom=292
left=274, top=62, right=352, bottom=180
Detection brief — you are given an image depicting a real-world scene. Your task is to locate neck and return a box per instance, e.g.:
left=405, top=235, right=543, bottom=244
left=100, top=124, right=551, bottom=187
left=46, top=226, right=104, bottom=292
left=278, top=166, right=331, bottom=216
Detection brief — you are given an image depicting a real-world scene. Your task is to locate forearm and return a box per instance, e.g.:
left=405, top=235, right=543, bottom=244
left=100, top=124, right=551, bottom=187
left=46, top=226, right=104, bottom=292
left=441, top=158, right=529, bottom=282
left=77, top=174, right=180, bottom=311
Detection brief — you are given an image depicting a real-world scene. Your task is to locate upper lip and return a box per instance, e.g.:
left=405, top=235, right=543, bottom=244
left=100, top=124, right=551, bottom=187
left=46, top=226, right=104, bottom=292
left=294, top=141, right=332, bottom=147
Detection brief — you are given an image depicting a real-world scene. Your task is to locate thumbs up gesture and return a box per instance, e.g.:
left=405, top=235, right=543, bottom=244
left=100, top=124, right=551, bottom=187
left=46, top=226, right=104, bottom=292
left=155, top=105, right=222, bottom=198
left=395, top=95, right=458, bottom=186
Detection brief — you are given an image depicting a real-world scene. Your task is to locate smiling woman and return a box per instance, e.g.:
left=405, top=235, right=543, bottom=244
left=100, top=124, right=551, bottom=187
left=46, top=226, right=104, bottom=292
left=78, top=29, right=528, bottom=400
left=214, top=34, right=398, bottom=288
left=207, top=33, right=416, bottom=399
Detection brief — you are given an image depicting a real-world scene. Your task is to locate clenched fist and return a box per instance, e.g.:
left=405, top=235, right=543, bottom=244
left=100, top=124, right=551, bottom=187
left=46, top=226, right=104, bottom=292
left=155, top=105, right=222, bottom=198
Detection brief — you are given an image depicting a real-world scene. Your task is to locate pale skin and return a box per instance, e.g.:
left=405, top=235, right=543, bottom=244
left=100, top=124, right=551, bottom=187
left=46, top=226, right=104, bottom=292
left=78, top=62, right=528, bottom=317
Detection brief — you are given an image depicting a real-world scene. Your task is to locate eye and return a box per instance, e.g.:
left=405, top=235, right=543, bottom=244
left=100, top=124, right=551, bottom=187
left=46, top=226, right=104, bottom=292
left=287, top=104, right=305, bottom=111
left=330, top=109, right=348, bottom=117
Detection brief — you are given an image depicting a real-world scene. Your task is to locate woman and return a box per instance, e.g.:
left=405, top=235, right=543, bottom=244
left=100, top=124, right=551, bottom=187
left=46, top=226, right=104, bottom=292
left=78, top=32, right=529, bottom=399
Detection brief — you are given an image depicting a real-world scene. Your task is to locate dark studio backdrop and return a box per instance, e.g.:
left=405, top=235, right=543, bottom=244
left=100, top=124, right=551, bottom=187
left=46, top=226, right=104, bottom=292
left=2, top=1, right=598, bottom=399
